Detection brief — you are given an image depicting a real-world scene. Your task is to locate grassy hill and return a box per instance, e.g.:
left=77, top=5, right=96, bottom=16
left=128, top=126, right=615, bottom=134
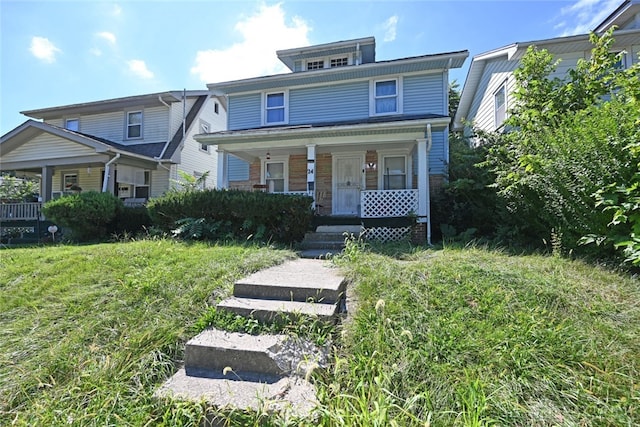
left=1, top=240, right=638, bottom=426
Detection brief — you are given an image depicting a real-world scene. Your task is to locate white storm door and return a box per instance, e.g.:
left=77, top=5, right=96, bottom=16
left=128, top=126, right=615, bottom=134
left=334, top=155, right=362, bottom=215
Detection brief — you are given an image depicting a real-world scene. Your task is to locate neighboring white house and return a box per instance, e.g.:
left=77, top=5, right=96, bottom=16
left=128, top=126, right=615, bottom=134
left=453, top=0, right=640, bottom=138
left=0, top=90, right=226, bottom=204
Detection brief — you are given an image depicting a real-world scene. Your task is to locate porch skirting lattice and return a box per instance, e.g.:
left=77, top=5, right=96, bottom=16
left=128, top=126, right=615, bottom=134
left=360, top=189, right=419, bottom=242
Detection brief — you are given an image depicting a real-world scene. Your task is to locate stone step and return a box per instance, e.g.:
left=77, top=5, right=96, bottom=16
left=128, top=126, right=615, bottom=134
left=155, top=369, right=317, bottom=419
left=315, top=224, right=362, bottom=234
left=184, top=329, right=325, bottom=379
left=302, top=231, right=347, bottom=242
left=298, top=240, right=345, bottom=250
left=233, top=258, right=346, bottom=303
left=217, top=296, right=339, bottom=323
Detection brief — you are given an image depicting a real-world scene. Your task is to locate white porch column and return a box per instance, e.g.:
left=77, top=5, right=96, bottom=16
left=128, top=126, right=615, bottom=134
left=216, top=149, right=228, bottom=189
left=306, top=144, right=316, bottom=197
left=417, top=137, right=431, bottom=244
left=40, top=166, right=53, bottom=202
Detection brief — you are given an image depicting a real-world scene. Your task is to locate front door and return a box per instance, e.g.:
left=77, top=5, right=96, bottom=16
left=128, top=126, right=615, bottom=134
left=334, top=155, right=362, bottom=215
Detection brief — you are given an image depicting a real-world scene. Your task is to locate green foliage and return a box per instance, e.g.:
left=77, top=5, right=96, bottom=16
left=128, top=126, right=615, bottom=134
left=0, top=174, right=39, bottom=202
left=481, top=29, right=640, bottom=257
left=109, top=206, right=152, bottom=235
left=170, top=170, right=210, bottom=192
left=147, top=189, right=313, bottom=244
left=42, top=191, right=123, bottom=241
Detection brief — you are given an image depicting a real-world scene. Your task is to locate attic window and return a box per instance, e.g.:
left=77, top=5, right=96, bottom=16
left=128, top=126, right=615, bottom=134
left=65, top=118, right=79, bottom=131
left=306, top=60, right=324, bottom=70
left=494, top=84, right=506, bottom=128
left=330, top=57, right=348, bottom=67
left=214, top=103, right=219, bottom=114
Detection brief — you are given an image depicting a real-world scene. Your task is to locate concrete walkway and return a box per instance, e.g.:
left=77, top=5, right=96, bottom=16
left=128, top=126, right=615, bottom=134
left=155, top=258, right=347, bottom=421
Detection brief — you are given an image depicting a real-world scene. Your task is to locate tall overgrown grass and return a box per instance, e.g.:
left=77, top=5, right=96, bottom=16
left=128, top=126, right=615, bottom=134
left=1, top=239, right=638, bottom=425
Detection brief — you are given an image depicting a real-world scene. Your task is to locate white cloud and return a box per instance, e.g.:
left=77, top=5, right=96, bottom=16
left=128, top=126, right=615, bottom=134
left=558, top=0, right=621, bottom=35
left=127, top=59, right=154, bottom=79
left=190, top=3, right=311, bottom=83
left=90, top=48, right=103, bottom=57
left=382, top=15, right=398, bottom=42
left=29, top=36, right=61, bottom=63
left=96, top=31, right=117, bottom=44
left=112, top=4, right=122, bottom=16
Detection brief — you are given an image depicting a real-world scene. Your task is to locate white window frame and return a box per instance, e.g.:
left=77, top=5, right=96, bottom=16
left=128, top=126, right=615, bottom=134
left=199, top=121, right=210, bottom=153
left=260, top=156, right=289, bottom=193
left=329, top=56, right=350, bottom=68
left=65, top=118, right=79, bottom=131
left=262, top=91, right=288, bottom=126
left=126, top=111, right=143, bottom=140
left=62, top=172, right=79, bottom=191
left=370, top=77, right=402, bottom=116
left=494, top=83, right=507, bottom=129
left=377, top=150, right=410, bottom=190
left=306, top=60, right=325, bottom=70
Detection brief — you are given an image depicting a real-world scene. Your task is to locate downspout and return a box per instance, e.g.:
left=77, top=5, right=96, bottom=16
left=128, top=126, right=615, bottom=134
left=102, top=153, right=120, bottom=193
left=426, top=123, right=433, bottom=246
left=157, top=95, right=172, bottom=160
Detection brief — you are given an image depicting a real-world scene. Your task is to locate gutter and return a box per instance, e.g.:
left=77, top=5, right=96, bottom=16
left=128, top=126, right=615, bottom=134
left=101, top=153, right=120, bottom=193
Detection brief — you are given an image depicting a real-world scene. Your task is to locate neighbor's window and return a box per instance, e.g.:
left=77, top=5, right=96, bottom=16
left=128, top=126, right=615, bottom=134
left=65, top=118, right=79, bottom=131
left=382, top=156, right=407, bottom=190
left=265, top=92, right=286, bottom=124
left=494, top=84, right=506, bottom=128
left=200, top=122, right=210, bottom=152
left=63, top=173, right=78, bottom=191
left=126, top=111, right=143, bottom=139
left=265, top=161, right=285, bottom=193
left=373, top=79, right=399, bottom=115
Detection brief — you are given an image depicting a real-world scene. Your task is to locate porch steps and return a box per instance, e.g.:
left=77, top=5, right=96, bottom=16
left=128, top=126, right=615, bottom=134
left=298, top=224, right=363, bottom=258
left=156, top=258, right=347, bottom=420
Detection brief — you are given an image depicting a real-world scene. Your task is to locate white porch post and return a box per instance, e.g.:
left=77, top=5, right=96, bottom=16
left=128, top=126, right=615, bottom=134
left=216, top=149, right=228, bottom=189
left=306, top=144, right=316, bottom=198
left=40, top=166, right=53, bottom=202
left=417, top=137, right=431, bottom=244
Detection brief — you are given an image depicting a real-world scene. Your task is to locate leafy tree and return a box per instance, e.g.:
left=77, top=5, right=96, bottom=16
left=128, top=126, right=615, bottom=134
left=170, top=170, right=210, bottom=192
left=482, top=29, right=640, bottom=257
left=0, top=174, right=39, bottom=202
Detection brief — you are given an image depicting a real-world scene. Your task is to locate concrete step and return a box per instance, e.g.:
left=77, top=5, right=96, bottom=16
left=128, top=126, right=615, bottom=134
left=298, top=240, right=345, bottom=250
left=233, top=258, right=347, bottom=303
left=315, top=224, right=362, bottom=234
left=217, top=296, right=339, bottom=323
left=184, top=329, right=326, bottom=379
left=155, top=369, right=317, bottom=419
left=302, top=231, right=348, bottom=242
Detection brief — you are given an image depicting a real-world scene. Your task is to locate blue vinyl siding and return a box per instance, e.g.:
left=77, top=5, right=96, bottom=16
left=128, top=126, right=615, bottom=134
left=227, top=155, right=249, bottom=181
left=289, top=81, right=369, bottom=124
left=228, top=93, right=262, bottom=130
left=403, top=74, right=446, bottom=116
left=429, top=130, right=447, bottom=175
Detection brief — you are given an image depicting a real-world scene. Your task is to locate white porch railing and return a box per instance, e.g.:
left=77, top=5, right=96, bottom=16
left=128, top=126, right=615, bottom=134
left=0, top=203, right=44, bottom=221
left=360, top=189, right=419, bottom=218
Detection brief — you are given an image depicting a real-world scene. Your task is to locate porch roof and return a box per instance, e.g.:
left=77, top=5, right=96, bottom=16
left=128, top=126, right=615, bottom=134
left=195, top=114, right=450, bottom=146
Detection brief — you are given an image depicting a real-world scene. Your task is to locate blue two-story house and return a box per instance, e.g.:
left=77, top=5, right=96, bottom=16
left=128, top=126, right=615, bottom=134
left=196, top=37, right=468, bottom=243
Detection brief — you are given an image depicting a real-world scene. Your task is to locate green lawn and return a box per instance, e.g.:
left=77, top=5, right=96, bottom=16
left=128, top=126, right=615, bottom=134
left=1, top=240, right=638, bottom=426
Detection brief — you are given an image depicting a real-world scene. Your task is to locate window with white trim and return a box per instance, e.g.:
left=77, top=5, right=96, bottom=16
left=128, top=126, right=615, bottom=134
left=306, top=60, right=324, bottom=70
left=200, top=121, right=210, bottom=152
left=262, top=157, right=288, bottom=193
left=382, top=156, right=407, bottom=190
left=126, top=111, right=143, bottom=139
left=371, top=78, right=400, bottom=115
left=494, top=84, right=506, bottom=128
left=264, top=92, right=287, bottom=125
left=330, top=57, right=349, bottom=68
left=65, top=118, right=79, bottom=131
left=63, top=173, right=78, bottom=191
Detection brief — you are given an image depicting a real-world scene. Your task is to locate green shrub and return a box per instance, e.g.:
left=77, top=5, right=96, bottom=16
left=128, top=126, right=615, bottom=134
left=42, top=191, right=123, bottom=241
left=147, top=189, right=313, bottom=244
left=108, top=206, right=152, bottom=235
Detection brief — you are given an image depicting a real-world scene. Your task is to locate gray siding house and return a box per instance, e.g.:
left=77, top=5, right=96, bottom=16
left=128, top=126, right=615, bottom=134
left=196, top=37, right=468, bottom=243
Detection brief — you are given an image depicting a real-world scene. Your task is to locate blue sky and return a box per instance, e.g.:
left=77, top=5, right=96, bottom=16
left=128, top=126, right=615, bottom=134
left=0, top=0, right=623, bottom=134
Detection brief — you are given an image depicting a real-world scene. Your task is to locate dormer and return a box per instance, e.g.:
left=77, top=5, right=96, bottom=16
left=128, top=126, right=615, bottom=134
left=594, top=0, right=640, bottom=32
left=276, top=37, right=376, bottom=72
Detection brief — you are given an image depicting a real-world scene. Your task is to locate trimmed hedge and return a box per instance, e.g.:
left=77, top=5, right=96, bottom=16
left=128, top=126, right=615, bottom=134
left=42, top=191, right=123, bottom=241
left=147, top=189, right=313, bottom=244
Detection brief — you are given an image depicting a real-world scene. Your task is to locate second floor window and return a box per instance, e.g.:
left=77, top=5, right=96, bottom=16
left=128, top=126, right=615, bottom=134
left=374, top=79, right=398, bottom=115
left=265, top=92, right=286, bottom=124
left=494, top=85, right=506, bottom=128
left=127, top=111, right=142, bottom=139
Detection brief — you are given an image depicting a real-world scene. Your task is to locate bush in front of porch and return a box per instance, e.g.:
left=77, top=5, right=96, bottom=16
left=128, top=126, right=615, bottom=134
left=147, top=189, right=313, bottom=244
left=42, top=191, right=123, bottom=242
